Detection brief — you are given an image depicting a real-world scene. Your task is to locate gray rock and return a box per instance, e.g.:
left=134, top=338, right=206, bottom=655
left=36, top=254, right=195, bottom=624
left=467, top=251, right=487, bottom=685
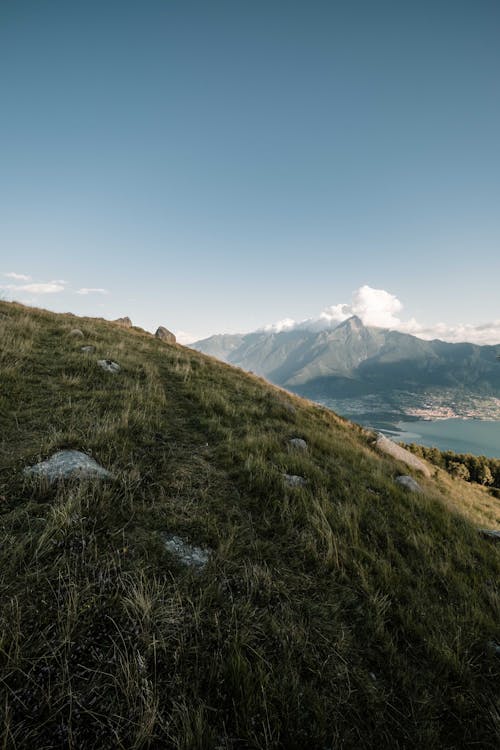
left=376, top=434, right=431, bottom=477
left=395, top=475, right=423, bottom=493
left=97, top=359, right=121, bottom=373
left=114, top=317, right=132, bottom=327
left=479, top=529, right=500, bottom=542
left=283, top=473, right=306, bottom=488
left=81, top=345, right=95, bottom=353
left=486, top=640, right=500, bottom=655
left=24, top=450, right=113, bottom=483
left=276, top=398, right=296, bottom=415
left=69, top=328, right=84, bottom=338
left=289, top=438, right=307, bottom=451
left=163, top=534, right=210, bottom=569
left=155, top=326, right=176, bottom=344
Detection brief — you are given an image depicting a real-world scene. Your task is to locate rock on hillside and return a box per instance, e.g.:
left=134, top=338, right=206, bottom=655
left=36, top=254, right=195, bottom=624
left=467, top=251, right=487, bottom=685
left=155, top=326, right=176, bottom=344
left=114, top=316, right=132, bottom=327
left=376, top=433, right=431, bottom=477
left=395, top=475, right=423, bottom=492
left=24, top=450, right=113, bottom=482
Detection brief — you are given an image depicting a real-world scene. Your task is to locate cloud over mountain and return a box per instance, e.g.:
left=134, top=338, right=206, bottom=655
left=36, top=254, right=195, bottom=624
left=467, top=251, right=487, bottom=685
left=263, top=285, right=500, bottom=345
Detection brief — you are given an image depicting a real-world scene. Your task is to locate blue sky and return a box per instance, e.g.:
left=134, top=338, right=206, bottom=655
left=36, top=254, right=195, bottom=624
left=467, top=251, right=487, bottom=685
left=1, top=0, right=499, bottom=343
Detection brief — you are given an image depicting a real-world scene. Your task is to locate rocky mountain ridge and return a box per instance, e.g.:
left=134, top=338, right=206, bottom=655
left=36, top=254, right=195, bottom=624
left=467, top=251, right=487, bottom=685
left=194, top=316, right=500, bottom=408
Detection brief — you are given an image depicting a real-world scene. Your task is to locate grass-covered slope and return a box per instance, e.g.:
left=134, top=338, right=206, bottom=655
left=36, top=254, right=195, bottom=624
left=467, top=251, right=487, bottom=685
left=0, top=300, right=499, bottom=749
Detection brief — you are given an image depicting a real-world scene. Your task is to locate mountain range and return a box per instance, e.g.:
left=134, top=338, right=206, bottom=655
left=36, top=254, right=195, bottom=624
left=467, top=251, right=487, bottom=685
left=193, top=316, right=500, bottom=415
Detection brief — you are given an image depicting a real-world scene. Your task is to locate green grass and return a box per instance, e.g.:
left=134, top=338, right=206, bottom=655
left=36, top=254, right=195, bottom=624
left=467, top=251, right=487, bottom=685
left=0, top=300, right=499, bottom=749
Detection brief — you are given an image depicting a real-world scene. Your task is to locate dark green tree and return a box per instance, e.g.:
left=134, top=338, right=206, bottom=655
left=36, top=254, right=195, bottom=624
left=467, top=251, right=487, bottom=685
left=448, top=461, right=470, bottom=481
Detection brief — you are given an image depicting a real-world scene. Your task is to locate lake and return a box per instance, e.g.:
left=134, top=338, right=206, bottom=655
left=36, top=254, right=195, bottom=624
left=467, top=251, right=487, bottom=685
left=314, top=396, right=500, bottom=458
left=380, top=418, right=500, bottom=458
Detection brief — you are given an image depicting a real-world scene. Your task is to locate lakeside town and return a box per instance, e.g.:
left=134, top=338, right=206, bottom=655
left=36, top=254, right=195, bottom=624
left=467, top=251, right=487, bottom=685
left=318, top=390, right=500, bottom=423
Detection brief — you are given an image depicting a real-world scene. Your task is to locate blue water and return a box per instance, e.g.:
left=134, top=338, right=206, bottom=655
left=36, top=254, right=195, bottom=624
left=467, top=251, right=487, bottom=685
left=383, top=419, right=500, bottom=458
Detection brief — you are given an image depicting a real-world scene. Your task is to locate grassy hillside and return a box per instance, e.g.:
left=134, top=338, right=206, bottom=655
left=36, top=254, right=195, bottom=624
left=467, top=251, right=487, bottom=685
left=0, top=300, right=499, bottom=749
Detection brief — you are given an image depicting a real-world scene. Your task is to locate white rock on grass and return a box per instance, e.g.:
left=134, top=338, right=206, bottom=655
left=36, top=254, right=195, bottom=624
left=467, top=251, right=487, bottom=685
left=395, top=475, right=422, bottom=493
left=163, top=535, right=210, bottom=569
left=81, top=345, right=95, bottom=353
left=24, top=450, right=113, bottom=483
left=98, top=359, right=121, bottom=373
left=479, top=529, right=500, bottom=542
left=289, top=438, right=307, bottom=451
left=283, top=473, right=306, bottom=488
left=69, top=329, right=84, bottom=338
left=376, top=434, right=431, bottom=477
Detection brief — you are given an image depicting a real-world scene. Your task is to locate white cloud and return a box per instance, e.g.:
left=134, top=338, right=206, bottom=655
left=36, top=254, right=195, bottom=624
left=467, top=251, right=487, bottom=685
left=175, top=330, right=197, bottom=345
left=4, top=272, right=32, bottom=281
left=1, top=281, right=66, bottom=294
left=396, top=319, right=500, bottom=345
left=76, top=287, right=109, bottom=295
left=262, top=285, right=500, bottom=345
left=1, top=276, right=109, bottom=298
left=263, top=317, right=296, bottom=333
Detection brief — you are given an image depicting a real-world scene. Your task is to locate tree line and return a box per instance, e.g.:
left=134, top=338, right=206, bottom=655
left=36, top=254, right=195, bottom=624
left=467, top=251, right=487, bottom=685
left=404, top=442, right=500, bottom=490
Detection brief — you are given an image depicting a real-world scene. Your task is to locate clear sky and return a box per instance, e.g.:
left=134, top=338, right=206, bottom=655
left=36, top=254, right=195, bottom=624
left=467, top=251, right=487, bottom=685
left=1, top=0, right=499, bottom=343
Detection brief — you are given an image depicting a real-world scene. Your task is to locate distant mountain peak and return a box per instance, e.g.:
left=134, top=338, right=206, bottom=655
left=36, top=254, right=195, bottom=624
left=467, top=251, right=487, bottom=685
left=193, top=317, right=500, bottom=403
left=341, top=315, right=364, bottom=329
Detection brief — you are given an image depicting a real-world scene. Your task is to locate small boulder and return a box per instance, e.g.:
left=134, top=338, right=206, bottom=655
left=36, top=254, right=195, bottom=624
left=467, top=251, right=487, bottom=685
left=395, top=475, right=422, bottom=493
left=97, top=359, right=121, bottom=374
left=81, top=345, right=95, bottom=353
left=274, top=397, right=296, bottom=415
left=376, top=434, right=431, bottom=477
left=479, top=529, right=500, bottom=542
left=114, top=317, right=132, bottom=327
left=283, top=473, right=306, bottom=488
left=163, top=534, right=210, bottom=569
left=486, top=640, right=500, bottom=656
left=289, top=438, right=307, bottom=451
left=24, top=450, right=113, bottom=483
left=155, top=326, right=176, bottom=344
left=69, top=329, right=84, bottom=338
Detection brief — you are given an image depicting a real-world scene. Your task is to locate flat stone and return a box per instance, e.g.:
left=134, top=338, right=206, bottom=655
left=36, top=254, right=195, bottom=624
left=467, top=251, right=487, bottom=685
left=69, top=329, right=84, bottom=338
left=81, top=345, right=95, bottom=353
left=376, top=434, right=431, bottom=477
left=395, top=475, right=422, bottom=493
left=24, top=450, right=113, bottom=483
left=283, top=473, right=306, bottom=488
left=289, top=438, right=307, bottom=451
left=97, top=359, right=121, bottom=373
left=155, top=326, right=176, bottom=344
left=163, top=535, right=210, bottom=569
left=479, top=529, right=500, bottom=542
